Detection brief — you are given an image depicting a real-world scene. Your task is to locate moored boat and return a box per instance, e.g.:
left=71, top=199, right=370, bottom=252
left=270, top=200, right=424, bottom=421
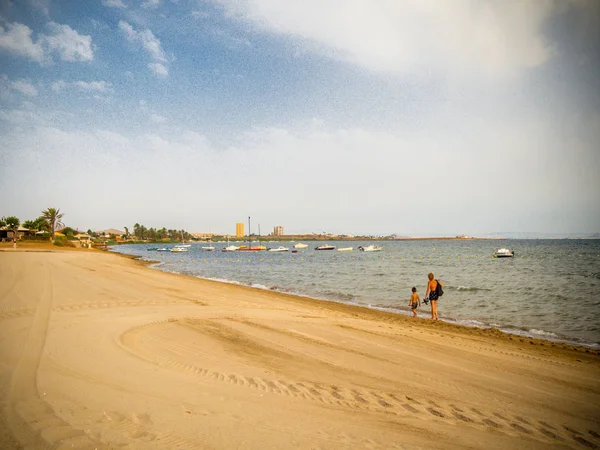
left=170, top=246, right=188, bottom=252
left=315, top=244, right=335, bottom=250
left=294, top=243, right=308, bottom=249
left=358, top=245, right=382, bottom=252
left=337, top=247, right=353, bottom=252
left=267, top=246, right=289, bottom=252
left=493, top=248, right=514, bottom=258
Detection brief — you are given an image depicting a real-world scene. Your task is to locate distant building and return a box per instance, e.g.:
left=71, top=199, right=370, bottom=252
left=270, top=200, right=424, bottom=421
left=236, top=222, right=244, bottom=237
left=273, top=225, right=284, bottom=236
left=191, top=233, right=214, bottom=239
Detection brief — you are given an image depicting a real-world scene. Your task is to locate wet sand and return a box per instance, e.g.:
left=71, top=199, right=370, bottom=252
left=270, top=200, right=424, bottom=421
left=0, top=246, right=599, bottom=449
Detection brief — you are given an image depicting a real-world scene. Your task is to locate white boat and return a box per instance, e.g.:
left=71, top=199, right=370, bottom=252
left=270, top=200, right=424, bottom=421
left=315, top=244, right=335, bottom=251
left=294, top=243, right=308, bottom=249
left=267, top=246, right=289, bottom=252
left=358, top=245, right=382, bottom=252
left=221, top=237, right=239, bottom=252
left=202, top=246, right=215, bottom=251
left=170, top=246, right=188, bottom=252
left=494, top=248, right=514, bottom=258
left=337, top=247, right=353, bottom=252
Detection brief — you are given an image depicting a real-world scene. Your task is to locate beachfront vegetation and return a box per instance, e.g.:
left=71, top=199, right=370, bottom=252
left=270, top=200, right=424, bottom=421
left=131, top=223, right=192, bottom=242
left=42, top=207, right=65, bottom=242
left=22, top=217, right=48, bottom=232
left=3, top=216, right=20, bottom=235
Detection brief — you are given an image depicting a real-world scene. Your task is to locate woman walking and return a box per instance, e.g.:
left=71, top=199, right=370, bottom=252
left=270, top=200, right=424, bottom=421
left=425, top=273, right=443, bottom=320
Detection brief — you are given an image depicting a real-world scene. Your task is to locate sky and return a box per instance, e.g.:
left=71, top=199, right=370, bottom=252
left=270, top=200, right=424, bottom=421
left=0, top=0, right=599, bottom=237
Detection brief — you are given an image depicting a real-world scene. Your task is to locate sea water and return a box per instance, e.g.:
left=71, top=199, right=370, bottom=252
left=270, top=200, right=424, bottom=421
left=111, top=239, right=600, bottom=348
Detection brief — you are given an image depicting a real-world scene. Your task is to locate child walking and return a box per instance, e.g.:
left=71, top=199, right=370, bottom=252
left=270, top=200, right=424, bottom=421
left=409, top=287, right=420, bottom=318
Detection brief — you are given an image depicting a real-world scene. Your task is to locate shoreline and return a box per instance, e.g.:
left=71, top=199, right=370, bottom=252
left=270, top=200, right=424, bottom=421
left=1, top=246, right=599, bottom=449
left=115, top=246, right=600, bottom=351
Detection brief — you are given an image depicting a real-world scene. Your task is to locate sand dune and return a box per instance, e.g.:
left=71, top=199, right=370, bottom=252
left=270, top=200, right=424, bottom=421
left=0, top=248, right=598, bottom=449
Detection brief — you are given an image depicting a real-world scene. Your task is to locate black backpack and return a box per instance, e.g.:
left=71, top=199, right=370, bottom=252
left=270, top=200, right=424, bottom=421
left=435, top=280, right=444, bottom=297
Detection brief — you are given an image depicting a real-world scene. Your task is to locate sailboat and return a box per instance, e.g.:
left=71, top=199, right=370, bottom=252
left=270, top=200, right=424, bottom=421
left=238, top=216, right=265, bottom=251
left=171, top=230, right=191, bottom=252
left=222, top=236, right=239, bottom=252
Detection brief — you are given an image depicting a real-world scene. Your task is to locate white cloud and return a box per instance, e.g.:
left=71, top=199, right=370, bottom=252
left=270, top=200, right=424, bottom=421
left=1, top=115, right=598, bottom=234
left=119, top=21, right=166, bottom=62
left=10, top=79, right=38, bottom=97
left=27, top=0, right=50, bottom=16
left=148, top=62, right=168, bottom=77
left=0, top=20, right=93, bottom=63
left=0, top=22, right=45, bottom=62
left=149, top=113, right=167, bottom=124
left=119, top=21, right=169, bottom=77
left=44, top=22, right=93, bottom=62
left=102, top=0, right=126, bottom=8
left=52, top=80, right=113, bottom=93
left=213, top=0, right=560, bottom=79
left=73, top=81, right=113, bottom=92
left=51, top=80, right=67, bottom=92
left=142, top=0, right=160, bottom=9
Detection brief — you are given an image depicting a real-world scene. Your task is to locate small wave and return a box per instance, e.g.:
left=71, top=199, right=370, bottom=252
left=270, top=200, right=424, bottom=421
left=442, top=318, right=598, bottom=348
left=322, top=290, right=357, bottom=302
left=452, top=286, right=492, bottom=292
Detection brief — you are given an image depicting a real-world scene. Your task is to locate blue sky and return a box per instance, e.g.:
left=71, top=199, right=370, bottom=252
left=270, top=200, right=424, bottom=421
left=1, top=0, right=599, bottom=236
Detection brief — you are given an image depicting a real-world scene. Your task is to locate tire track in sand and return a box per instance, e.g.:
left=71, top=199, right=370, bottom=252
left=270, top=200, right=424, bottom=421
left=5, top=265, right=99, bottom=449
left=119, top=318, right=600, bottom=449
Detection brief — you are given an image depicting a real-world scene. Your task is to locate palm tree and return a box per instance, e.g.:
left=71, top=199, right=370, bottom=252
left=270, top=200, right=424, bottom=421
left=42, top=207, right=65, bottom=242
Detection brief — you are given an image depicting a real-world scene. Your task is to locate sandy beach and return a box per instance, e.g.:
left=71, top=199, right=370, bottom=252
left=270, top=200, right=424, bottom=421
left=0, top=246, right=598, bottom=449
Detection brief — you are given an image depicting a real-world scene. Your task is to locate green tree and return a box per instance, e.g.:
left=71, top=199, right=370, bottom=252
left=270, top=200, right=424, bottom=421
left=4, top=216, right=20, bottom=239
left=61, top=227, right=77, bottom=237
left=22, top=217, right=46, bottom=232
left=42, top=207, right=65, bottom=242
left=133, top=223, right=141, bottom=239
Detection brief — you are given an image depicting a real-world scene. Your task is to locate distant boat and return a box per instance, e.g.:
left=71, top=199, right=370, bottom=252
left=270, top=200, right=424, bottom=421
left=156, top=248, right=169, bottom=252
left=238, top=216, right=266, bottom=251
left=358, top=245, right=382, bottom=252
left=202, top=246, right=215, bottom=251
left=221, top=237, right=239, bottom=252
left=267, top=246, right=289, bottom=252
left=337, top=247, right=353, bottom=252
left=294, top=243, right=308, bottom=249
left=170, top=246, right=188, bottom=252
left=494, top=248, right=514, bottom=258
left=315, top=244, right=335, bottom=251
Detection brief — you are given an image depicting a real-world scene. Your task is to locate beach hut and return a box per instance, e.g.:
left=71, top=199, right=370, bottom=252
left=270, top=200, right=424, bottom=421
left=0, top=226, right=29, bottom=241
left=74, top=233, right=93, bottom=248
